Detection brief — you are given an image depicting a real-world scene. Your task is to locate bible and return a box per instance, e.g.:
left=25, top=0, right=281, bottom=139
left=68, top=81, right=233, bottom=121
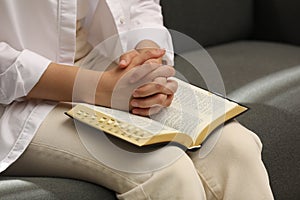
left=65, top=78, right=247, bottom=149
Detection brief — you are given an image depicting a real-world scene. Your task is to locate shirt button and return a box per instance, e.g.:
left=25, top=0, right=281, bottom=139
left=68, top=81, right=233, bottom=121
left=120, top=17, right=125, bottom=24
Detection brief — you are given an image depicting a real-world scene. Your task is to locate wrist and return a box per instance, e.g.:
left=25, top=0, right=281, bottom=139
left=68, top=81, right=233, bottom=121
left=27, top=63, right=79, bottom=102
left=94, top=70, right=114, bottom=107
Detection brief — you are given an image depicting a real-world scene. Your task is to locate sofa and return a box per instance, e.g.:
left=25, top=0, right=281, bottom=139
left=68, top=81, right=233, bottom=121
left=1, top=0, right=299, bottom=199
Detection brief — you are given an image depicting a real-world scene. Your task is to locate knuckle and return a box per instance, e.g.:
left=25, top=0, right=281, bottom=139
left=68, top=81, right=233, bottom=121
left=165, top=100, right=172, bottom=107
left=120, top=54, right=125, bottom=60
left=161, top=67, right=173, bottom=77
left=132, top=50, right=139, bottom=56
left=150, top=107, right=161, bottom=115
left=146, top=58, right=159, bottom=64
left=155, top=83, right=164, bottom=91
left=169, top=80, right=178, bottom=92
left=124, top=50, right=138, bottom=61
left=167, top=67, right=175, bottom=76
left=174, top=80, right=179, bottom=88
left=165, top=95, right=174, bottom=107
left=137, top=108, right=148, bottom=116
left=129, top=71, right=140, bottom=82
left=145, top=50, right=152, bottom=57
left=157, top=94, right=166, bottom=104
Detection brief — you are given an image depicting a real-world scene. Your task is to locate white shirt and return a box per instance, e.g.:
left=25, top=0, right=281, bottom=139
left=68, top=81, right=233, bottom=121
left=0, top=0, right=173, bottom=172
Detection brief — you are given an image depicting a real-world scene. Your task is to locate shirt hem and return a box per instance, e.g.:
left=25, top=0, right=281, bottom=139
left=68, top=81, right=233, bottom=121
left=0, top=101, right=56, bottom=173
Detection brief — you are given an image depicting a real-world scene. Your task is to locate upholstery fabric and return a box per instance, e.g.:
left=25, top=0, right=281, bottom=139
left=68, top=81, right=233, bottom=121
left=207, top=41, right=300, bottom=92
left=161, top=0, right=254, bottom=49
left=0, top=177, right=116, bottom=200
left=174, top=41, right=300, bottom=91
left=254, top=0, right=300, bottom=45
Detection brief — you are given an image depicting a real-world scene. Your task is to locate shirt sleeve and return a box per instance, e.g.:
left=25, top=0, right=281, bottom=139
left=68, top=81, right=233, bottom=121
left=121, top=0, right=174, bottom=65
left=0, top=42, right=51, bottom=105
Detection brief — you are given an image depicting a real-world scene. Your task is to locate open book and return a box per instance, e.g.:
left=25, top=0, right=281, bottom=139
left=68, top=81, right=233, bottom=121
left=65, top=78, right=247, bottom=149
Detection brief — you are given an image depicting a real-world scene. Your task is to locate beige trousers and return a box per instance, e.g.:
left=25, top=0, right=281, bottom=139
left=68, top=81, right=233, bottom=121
left=3, top=103, right=274, bottom=200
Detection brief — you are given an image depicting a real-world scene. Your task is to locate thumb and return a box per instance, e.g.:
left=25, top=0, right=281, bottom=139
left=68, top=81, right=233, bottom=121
left=119, top=50, right=139, bottom=68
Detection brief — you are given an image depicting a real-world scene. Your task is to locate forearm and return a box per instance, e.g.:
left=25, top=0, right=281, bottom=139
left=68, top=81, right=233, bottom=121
left=26, top=60, right=176, bottom=116
left=27, top=63, right=102, bottom=104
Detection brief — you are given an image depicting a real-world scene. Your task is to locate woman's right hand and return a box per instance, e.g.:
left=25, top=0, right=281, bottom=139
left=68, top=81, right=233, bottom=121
left=27, top=38, right=177, bottom=117
left=95, top=62, right=176, bottom=115
left=27, top=61, right=177, bottom=117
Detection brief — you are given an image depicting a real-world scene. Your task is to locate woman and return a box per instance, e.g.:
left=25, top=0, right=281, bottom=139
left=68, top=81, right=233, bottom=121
left=0, top=0, right=274, bottom=199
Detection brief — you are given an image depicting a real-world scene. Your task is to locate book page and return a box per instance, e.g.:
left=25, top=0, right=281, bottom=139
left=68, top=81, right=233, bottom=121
left=83, top=104, right=180, bottom=136
left=81, top=77, right=238, bottom=143
left=151, top=78, right=237, bottom=141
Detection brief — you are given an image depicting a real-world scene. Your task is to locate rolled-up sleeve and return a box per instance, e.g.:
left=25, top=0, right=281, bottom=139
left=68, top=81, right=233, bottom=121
left=0, top=42, right=51, bottom=105
left=120, top=0, right=174, bottom=65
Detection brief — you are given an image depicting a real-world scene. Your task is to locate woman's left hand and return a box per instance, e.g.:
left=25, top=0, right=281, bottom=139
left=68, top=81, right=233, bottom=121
left=118, top=48, right=165, bottom=69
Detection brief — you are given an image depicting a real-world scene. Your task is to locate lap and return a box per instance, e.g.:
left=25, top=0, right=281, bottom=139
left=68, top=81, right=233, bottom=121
left=3, top=103, right=263, bottom=198
left=2, top=103, right=199, bottom=194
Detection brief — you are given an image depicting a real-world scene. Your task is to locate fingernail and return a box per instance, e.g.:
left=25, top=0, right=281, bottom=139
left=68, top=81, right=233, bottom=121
left=157, top=49, right=165, bottom=54
left=132, top=90, right=139, bottom=97
left=119, top=60, right=127, bottom=66
left=132, top=109, right=139, bottom=115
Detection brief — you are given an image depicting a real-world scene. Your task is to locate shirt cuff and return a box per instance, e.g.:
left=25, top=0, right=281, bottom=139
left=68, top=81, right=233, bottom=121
left=18, top=50, right=52, bottom=95
left=0, top=50, right=51, bottom=104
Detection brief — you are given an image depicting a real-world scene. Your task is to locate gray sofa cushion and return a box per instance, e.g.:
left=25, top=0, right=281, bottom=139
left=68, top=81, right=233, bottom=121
left=207, top=41, right=300, bottom=92
left=0, top=177, right=116, bottom=200
left=161, top=0, right=254, bottom=48
left=236, top=101, right=300, bottom=200
left=174, top=40, right=300, bottom=200
left=175, top=41, right=300, bottom=92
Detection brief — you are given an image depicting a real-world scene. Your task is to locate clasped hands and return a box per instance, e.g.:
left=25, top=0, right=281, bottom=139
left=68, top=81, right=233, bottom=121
left=98, top=47, right=178, bottom=116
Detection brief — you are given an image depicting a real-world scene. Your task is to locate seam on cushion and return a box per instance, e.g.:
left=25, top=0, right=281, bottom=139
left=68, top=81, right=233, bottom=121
left=0, top=88, right=6, bottom=101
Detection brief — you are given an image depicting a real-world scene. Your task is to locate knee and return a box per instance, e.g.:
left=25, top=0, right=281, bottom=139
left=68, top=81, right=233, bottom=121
left=157, top=153, right=200, bottom=185
left=164, top=153, right=196, bottom=175
left=129, top=153, right=205, bottom=200
left=216, top=122, right=263, bottom=163
left=145, top=153, right=204, bottom=198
